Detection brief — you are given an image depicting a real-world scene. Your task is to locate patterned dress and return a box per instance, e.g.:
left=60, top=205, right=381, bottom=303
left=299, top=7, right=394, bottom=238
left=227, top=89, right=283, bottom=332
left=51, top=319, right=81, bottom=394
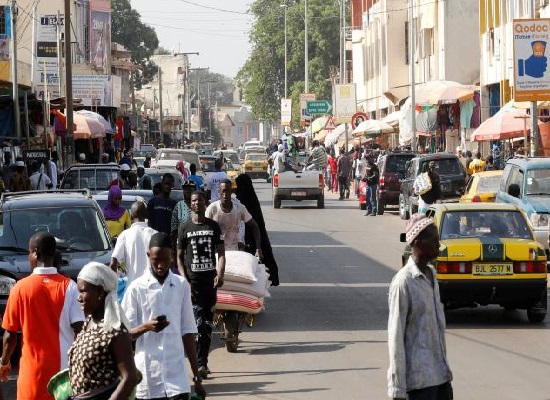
left=68, top=316, right=127, bottom=396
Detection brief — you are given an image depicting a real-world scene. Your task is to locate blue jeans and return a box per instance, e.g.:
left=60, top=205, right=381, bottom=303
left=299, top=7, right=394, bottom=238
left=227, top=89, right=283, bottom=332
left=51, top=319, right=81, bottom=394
left=366, top=184, right=377, bottom=214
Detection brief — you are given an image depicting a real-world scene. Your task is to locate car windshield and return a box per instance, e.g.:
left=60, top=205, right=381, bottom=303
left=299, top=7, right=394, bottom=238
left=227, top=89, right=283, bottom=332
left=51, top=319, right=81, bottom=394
left=200, top=159, right=217, bottom=172
left=0, top=206, right=110, bottom=252
left=386, top=155, right=414, bottom=173
left=246, top=154, right=265, bottom=162
left=159, top=151, right=200, bottom=165
left=440, top=210, right=533, bottom=240
left=61, top=169, right=119, bottom=191
left=216, top=152, right=238, bottom=164
left=476, top=175, right=501, bottom=194
left=421, top=159, right=462, bottom=175
left=525, top=169, right=550, bottom=195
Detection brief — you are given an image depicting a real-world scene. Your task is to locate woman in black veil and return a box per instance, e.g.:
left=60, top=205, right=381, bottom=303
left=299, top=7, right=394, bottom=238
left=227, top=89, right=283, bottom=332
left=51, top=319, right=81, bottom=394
left=235, top=174, right=280, bottom=286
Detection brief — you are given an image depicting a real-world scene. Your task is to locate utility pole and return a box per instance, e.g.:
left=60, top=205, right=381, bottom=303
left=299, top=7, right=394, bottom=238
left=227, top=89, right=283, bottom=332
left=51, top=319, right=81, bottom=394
left=304, top=0, right=308, bottom=93
left=64, top=0, right=74, bottom=162
left=339, top=0, right=348, bottom=151
left=158, top=66, right=163, bottom=138
left=529, top=0, right=538, bottom=156
left=280, top=4, right=288, bottom=98
left=189, top=67, right=209, bottom=140
left=56, top=11, right=63, bottom=97
left=205, top=80, right=217, bottom=141
left=10, top=0, right=21, bottom=140
left=173, top=52, right=199, bottom=141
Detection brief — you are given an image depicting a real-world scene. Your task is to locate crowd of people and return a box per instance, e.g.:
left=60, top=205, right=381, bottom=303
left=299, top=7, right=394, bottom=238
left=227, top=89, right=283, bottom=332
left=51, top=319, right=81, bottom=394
left=0, top=167, right=280, bottom=399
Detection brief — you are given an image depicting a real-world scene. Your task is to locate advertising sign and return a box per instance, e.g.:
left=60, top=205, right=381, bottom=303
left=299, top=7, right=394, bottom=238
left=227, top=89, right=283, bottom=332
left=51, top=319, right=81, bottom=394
left=73, top=75, right=121, bottom=108
left=281, top=98, right=292, bottom=126
left=35, top=14, right=63, bottom=100
left=90, top=0, right=111, bottom=71
left=513, top=19, right=550, bottom=101
left=334, top=83, right=357, bottom=124
left=299, top=93, right=316, bottom=124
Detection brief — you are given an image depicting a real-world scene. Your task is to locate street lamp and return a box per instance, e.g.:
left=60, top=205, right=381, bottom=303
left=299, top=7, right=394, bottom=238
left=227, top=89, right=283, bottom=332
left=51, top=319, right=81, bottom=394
left=280, top=4, right=288, bottom=98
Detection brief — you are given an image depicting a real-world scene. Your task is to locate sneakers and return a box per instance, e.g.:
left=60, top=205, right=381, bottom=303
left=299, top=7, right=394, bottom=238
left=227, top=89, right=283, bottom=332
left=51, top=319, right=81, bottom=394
left=198, top=366, right=209, bottom=379
left=370, top=212, right=377, bottom=216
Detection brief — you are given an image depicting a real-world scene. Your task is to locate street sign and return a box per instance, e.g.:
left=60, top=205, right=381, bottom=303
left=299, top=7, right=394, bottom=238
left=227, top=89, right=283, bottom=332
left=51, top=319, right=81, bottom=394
left=306, top=100, right=332, bottom=115
left=351, top=112, right=369, bottom=129
left=513, top=18, right=550, bottom=101
left=335, top=84, right=357, bottom=124
left=300, top=93, right=316, bottom=124
left=281, top=98, right=292, bottom=126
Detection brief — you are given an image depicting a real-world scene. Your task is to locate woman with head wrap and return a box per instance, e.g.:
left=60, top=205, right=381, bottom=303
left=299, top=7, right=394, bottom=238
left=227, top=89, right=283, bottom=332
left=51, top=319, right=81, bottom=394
left=103, top=185, right=131, bottom=238
left=68, top=262, right=139, bottom=399
left=235, top=174, right=280, bottom=286
left=176, top=160, right=190, bottom=181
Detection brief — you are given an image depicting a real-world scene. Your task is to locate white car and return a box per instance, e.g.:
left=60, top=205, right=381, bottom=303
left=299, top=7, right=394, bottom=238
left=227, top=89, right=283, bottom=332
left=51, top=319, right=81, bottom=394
left=153, top=148, right=201, bottom=170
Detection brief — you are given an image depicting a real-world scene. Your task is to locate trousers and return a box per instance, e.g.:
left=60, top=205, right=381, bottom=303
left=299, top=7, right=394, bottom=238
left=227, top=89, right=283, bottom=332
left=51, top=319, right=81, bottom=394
left=338, top=176, right=349, bottom=199
left=408, top=382, right=453, bottom=400
left=192, top=285, right=217, bottom=368
left=366, top=184, right=377, bottom=214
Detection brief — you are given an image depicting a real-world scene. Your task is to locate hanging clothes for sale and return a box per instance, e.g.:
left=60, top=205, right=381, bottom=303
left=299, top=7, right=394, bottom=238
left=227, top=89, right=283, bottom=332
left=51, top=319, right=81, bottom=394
left=115, top=117, right=123, bottom=141
left=437, top=106, right=450, bottom=133
left=460, top=99, right=475, bottom=129
left=470, top=92, right=481, bottom=128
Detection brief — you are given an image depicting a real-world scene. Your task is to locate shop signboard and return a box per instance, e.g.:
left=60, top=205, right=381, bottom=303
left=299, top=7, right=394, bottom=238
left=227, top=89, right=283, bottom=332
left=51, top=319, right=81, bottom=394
left=513, top=18, right=550, bottom=102
left=334, top=83, right=357, bottom=124
left=73, top=75, right=121, bottom=108
left=35, top=14, right=63, bottom=100
left=299, top=93, right=316, bottom=124
left=89, top=0, right=111, bottom=71
left=281, top=98, right=292, bottom=126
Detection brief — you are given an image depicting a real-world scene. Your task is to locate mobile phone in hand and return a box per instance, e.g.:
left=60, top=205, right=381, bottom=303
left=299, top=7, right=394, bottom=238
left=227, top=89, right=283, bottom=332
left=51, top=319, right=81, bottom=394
left=156, top=315, right=166, bottom=323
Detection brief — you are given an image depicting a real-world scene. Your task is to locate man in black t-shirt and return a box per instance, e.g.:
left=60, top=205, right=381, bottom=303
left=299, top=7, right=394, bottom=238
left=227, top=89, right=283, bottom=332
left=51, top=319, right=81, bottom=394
left=177, top=191, right=225, bottom=379
left=148, top=173, right=177, bottom=235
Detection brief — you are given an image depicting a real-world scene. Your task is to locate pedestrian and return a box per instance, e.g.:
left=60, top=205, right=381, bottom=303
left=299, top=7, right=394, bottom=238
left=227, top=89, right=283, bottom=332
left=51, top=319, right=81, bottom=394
left=468, top=152, right=486, bottom=175
left=29, top=160, right=52, bottom=190
left=417, top=161, right=441, bottom=214
left=308, top=140, right=327, bottom=171
left=328, top=151, right=338, bottom=192
left=205, top=158, right=230, bottom=202
left=0, top=232, right=84, bottom=399
left=77, top=153, right=86, bottom=164
left=485, top=154, right=496, bottom=171
left=456, top=146, right=467, bottom=173
left=110, top=201, right=157, bottom=283
left=176, top=160, right=190, bottom=181
left=235, top=174, right=280, bottom=286
left=48, top=152, right=59, bottom=189
left=464, top=150, right=473, bottom=178
left=337, top=149, right=352, bottom=200
left=68, top=262, right=139, bottom=399
left=103, top=184, right=132, bottom=238
left=271, top=144, right=286, bottom=176
left=122, top=232, right=207, bottom=400
left=171, top=180, right=195, bottom=252
left=187, top=163, right=205, bottom=190
left=364, top=159, right=379, bottom=216
left=177, top=191, right=225, bottom=379
left=137, top=166, right=152, bottom=190
left=388, top=214, right=453, bottom=400
left=147, top=173, right=177, bottom=235
left=8, top=160, right=31, bottom=192
left=354, top=153, right=367, bottom=197
left=119, top=149, right=132, bottom=167
left=119, top=163, right=132, bottom=188
left=1, top=152, right=13, bottom=185
left=206, top=179, right=263, bottom=254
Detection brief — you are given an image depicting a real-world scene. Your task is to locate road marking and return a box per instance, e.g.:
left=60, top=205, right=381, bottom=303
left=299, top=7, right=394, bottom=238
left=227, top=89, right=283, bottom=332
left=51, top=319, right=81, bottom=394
left=280, top=282, right=390, bottom=288
left=272, top=244, right=349, bottom=248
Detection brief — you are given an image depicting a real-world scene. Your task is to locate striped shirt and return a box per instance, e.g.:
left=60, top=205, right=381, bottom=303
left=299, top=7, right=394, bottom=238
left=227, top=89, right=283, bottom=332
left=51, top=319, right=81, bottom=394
left=311, top=146, right=327, bottom=169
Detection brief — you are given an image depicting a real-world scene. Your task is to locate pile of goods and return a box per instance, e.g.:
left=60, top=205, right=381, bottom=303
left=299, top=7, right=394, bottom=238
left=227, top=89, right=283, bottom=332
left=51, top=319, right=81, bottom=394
left=215, top=251, right=270, bottom=314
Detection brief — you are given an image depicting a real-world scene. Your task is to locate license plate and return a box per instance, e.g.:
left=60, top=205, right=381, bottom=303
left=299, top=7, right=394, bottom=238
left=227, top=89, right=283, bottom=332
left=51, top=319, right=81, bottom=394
left=472, top=263, right=513, bottom=276
left=291, top=191, right=307, bottom=196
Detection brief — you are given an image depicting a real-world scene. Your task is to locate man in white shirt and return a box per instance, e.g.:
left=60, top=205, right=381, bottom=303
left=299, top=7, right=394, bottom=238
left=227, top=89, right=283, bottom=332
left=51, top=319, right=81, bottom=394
left=206, top=179, right=263, bottom=255
left=29, top=161, right=52, bottom=190
left=272, top=144, right=286, bottom=174
left=110, top=201, right=157, bottom=284
left=388, top=214, right=453, bottom=400
left=122, top=232, right=206, bottom=400
left=205, top=158, right=229, bottom=202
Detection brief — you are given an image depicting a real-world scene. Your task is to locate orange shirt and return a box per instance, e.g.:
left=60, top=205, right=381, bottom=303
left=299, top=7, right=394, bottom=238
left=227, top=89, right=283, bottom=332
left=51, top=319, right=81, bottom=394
left=2, top=269, right=82, bottom=400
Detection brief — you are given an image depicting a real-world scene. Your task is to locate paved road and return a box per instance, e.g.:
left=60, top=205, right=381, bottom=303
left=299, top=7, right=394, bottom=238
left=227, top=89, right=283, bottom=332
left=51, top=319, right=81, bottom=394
left=3, top=181, right=549, bottom=399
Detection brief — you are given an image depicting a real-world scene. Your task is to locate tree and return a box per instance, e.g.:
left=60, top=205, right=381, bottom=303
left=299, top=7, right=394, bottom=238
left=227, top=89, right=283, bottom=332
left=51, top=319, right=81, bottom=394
left=237, top=0, right=343, bottom=127
left=111, top=0, right=160, bottom=89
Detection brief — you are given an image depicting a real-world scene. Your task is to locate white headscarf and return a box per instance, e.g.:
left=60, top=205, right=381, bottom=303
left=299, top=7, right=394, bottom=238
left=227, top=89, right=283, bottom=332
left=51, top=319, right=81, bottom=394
left=78, top=262, right=130, bottom=332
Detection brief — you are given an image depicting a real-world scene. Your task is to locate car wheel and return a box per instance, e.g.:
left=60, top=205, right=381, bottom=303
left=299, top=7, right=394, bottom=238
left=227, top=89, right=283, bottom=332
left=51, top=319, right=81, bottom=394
left=527, top=290, right=547, bottom=323
left=317, top=196, right=325, bottom=209
left=527, top=308, right=546, bottom=323
left=399, top=194, right=409, bottom=220
left=273, top=196, right=281, bottom=209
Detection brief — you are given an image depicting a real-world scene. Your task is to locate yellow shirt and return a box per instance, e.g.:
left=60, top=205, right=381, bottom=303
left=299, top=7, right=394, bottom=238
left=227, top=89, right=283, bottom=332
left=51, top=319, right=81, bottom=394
left=468, top=159, right=486, bottom=175
left=105, top=210, right=131, bottom=238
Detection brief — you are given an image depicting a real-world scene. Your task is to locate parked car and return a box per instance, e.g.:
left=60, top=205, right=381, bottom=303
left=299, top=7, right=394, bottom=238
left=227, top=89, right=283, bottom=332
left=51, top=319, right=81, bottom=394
left=358, top=151, right=414, bottom=212
left=460, top=170, right=503, bottom=203
left=400, top=203, right=547, bottom=323
left=60, top=164, right=120, bottom=194
left=495, top=156, right=550, bottom=258
left=399, top=153, right=466, bottom=220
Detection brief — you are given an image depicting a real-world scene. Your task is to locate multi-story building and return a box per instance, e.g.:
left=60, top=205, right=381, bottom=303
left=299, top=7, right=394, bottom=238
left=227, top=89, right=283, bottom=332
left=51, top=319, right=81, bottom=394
left=351, top=0, right=480, bottom=119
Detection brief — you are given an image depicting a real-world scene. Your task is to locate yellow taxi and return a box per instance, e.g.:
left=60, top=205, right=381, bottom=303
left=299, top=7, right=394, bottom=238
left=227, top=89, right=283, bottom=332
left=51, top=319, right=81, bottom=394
left=242, top=152, right=269, bottom=181
left=460, top=170, right=503, bottom=203
left=402, top=203, right=547, bottom=323
left=224, top=160, right=240, bottom=190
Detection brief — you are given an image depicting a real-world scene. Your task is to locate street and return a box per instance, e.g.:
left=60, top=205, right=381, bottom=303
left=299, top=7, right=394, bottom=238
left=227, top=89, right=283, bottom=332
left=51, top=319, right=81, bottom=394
left=2, top=181, right=550, bottom=399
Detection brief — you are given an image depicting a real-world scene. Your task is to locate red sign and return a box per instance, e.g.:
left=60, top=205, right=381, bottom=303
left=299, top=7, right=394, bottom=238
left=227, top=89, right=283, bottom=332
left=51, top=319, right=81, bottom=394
left=324, top=116, right=337, bottom=131
left=351, top=112, right=369, bottom=129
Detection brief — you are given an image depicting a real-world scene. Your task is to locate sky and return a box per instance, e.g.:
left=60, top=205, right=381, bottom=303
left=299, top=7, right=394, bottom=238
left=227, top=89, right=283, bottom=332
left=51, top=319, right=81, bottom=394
left=130, top=0, right=254, bottom=79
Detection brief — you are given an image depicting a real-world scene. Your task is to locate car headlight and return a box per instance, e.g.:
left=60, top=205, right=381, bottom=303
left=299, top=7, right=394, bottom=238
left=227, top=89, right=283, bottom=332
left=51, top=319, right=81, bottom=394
left=0, top=275, right=16, bottom=295
left=530, top=212, right=549, bottom=228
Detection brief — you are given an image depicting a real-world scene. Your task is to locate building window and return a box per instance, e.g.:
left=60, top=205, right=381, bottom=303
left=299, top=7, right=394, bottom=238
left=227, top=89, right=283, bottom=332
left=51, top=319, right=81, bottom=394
left=0, top=7, right=7, bottom=35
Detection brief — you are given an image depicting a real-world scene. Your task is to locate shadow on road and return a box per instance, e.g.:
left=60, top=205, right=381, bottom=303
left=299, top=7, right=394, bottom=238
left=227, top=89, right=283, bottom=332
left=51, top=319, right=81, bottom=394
left=205, top=381, right=329, bottom=398
left=210, top=366, right=379, bottom=380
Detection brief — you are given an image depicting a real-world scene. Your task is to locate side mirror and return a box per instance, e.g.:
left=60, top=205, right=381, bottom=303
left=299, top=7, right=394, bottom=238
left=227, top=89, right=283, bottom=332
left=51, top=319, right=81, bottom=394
left=399, top=233, right=406, bottom=243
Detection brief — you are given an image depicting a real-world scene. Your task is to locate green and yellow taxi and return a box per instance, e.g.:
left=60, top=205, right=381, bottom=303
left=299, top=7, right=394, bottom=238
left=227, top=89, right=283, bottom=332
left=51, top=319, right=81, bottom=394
left=403, top=203, right=547, bottom=323
left=242, top=152, right=269, bottom=181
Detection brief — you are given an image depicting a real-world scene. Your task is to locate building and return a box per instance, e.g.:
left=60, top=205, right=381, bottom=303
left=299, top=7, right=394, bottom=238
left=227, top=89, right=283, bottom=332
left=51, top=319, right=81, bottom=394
left=351, top=0, right=480, bottom=119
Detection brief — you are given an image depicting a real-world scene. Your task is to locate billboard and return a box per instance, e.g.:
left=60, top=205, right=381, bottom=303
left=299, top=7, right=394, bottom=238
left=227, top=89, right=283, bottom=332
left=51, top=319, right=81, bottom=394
left=513, top=19, right=550, bottom=101
left=299, top=93, right=315, bottom=124
left=281, top=98, right=292, bottom=126
left=35, top=14, right=63, bottom=100
left=334, top=83, right=357, bottom=124
left=89, top=0, right=111, bottom=71
left=73, top=75, right=121, bottom=108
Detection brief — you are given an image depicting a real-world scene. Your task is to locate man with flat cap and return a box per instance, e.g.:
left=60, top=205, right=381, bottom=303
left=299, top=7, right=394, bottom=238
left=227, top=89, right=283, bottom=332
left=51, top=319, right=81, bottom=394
left=387, top=214, right=453, bottom=400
